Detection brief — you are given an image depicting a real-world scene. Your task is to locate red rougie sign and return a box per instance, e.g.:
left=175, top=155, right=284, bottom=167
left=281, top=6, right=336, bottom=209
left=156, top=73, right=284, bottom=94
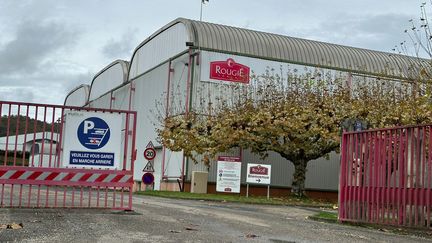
left=210, top=58, right=250, bottom=84
left=249, top=165, right=269, bottom=175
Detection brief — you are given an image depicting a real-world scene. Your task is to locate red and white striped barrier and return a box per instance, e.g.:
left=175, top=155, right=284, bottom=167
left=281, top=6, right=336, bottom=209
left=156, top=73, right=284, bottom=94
left=0, top=167, right=133, bottom=187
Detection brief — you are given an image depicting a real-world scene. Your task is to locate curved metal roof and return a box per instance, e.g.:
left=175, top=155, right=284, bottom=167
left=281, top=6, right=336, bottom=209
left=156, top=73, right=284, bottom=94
left=91, top=59, right=129, bottom=85
left=64, top=84, right=90, bottom=106
left=151, top=18, right=429, bottom=80
left=88, top=59, right=129, bottom=102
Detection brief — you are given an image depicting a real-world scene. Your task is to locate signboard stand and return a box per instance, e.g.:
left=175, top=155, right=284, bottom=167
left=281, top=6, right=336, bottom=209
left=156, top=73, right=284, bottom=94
left=267, top=185, right=270, bottom=200
left=246, top=163, right=272, bottom=200
left=246, top=184, right=270, bottom=200
left=216, top=156, right=242, bottom=193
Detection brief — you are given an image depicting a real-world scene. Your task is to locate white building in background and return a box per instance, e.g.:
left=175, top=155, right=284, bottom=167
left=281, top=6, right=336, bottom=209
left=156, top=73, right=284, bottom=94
left=0, top=132, right=59, bottom=167
left=64, top=18, right=427, bottom=195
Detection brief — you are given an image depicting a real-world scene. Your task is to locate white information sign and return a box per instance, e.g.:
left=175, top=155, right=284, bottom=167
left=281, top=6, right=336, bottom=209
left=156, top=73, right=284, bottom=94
left=216, top=156, right=242, bottom=193
left=246, top=164, right=271, bottom=185
left=61, top=111, right=122, bottom=169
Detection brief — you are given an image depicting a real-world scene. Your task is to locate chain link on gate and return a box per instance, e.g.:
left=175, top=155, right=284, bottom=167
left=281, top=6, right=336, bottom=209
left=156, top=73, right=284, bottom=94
left=0, top=101, right=136, bottom=210
left=339, top=125, right=432, bottom=229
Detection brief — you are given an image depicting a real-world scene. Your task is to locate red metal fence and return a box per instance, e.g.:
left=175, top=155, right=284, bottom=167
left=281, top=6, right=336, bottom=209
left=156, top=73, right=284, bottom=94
left=0, top=101, right=136, bottom=210
left=339, top=125, right=432, bottom=228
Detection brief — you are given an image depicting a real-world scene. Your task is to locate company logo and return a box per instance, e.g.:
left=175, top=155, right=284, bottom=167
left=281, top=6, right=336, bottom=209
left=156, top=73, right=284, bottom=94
left=77, top=117, right=110, bottom=149
left=249, top=165, right=268, bottom=175
left=210, top=58, right=250, bottom=84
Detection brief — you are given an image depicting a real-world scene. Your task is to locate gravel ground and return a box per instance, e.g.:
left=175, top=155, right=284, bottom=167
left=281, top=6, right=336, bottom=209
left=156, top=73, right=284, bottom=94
left=0, top=195, right=430, bottom=243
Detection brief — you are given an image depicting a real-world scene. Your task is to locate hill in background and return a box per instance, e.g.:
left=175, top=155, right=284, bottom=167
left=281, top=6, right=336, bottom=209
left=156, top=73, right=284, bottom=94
left=0, top=115, right=59, bottom=137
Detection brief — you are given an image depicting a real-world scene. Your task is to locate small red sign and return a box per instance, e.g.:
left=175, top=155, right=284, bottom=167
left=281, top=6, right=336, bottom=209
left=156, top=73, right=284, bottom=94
left=210, top=58, right=250, bottom=84
left=249, top=165, right=268, bottom=175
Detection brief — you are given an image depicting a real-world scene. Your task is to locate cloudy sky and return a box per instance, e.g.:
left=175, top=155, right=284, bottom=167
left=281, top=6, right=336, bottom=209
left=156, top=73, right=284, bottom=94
left=0, top=0, right=427, bottom=105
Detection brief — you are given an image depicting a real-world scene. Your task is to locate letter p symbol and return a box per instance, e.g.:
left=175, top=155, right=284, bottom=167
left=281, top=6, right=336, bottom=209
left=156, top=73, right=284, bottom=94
left=83, top=120, right=95, bottom=134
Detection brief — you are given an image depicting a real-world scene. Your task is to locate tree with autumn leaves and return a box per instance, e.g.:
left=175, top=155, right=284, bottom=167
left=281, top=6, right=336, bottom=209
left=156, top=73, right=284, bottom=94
left=157, top=68, right=432, bottom=196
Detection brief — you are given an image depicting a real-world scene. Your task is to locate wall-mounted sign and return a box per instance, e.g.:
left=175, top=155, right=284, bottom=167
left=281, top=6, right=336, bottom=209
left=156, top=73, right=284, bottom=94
left=246, top=163, right=271, bottom=185
left=62, top=111, right=122, bottom=169
left=201, top=51, right=292, bottom=84
left=209, top=58, right=250, bottom=84
left=216, top=156, right=242, bottom=193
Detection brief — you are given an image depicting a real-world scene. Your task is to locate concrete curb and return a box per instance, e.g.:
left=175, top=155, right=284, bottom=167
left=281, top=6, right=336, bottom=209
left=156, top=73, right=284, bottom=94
left=308, top=215, right=338, bottom=224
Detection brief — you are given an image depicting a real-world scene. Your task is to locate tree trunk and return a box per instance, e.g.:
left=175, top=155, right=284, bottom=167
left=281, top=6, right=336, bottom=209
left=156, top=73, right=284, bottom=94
left=291, top=160, right=307, bottom=197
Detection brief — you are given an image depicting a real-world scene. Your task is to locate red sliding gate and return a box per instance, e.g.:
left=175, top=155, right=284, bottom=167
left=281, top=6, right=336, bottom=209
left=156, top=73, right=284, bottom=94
left=339, top=125, right=432, bottom=228
left=0, top=101, right=136, bottom=210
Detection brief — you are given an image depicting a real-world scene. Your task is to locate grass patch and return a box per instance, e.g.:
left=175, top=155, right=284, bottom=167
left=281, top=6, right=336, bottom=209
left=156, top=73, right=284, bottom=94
left=309, top=211, right=432, bottom=239
left=0, top=156, right=28, bottom=166
left=310, top=211, right=338, bottom=222
left=136, top=190, right=334, bottom=208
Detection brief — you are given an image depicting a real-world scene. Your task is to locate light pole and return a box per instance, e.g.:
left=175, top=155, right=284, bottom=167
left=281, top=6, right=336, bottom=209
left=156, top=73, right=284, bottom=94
left=200, top=0, right=209, bottom=21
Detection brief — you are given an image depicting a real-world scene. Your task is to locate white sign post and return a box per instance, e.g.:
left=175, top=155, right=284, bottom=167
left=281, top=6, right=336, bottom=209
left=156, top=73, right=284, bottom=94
left=61, top=111, right=122, bottom=169
left=216, top=156, right=242, bottom=193
left=246, top=163, right=272, bottom=199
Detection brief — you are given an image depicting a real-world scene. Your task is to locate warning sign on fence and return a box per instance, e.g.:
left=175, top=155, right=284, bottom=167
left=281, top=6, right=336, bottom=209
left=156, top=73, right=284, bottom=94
left=62, top=111, right=122, bottom=169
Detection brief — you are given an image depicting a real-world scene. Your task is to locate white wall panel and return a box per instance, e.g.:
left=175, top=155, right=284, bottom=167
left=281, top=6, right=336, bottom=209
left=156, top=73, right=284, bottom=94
left=192, top=51, right=349, bottom=114
left=164, top=150, right=183, bottom=178
left=129, top=23, right=189, bottom=79
left=64, top=85, right=89, bottom=107
left=131, top=54, right=189, bottom=181
left=88, top=94, right=111, bottom=109
left=112, top=85, right=130, bottom=110
left=132, top=62, right=169, bottom=180
left=90, top=63, right=126, bottom=101
left=132, top=63, right=168, bottom=148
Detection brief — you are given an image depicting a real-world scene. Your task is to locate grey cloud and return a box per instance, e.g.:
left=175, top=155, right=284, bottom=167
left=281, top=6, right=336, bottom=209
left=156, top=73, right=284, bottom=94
left=0, top=19, right=80, bottom=77
left=0, top=67, right=93, bottom=104
left=318, top=13, right=413, bottom=52
left=101, top=29, right=138, bottom=60
left=319, top=13, right=411, bottom=38
left=0, top=87, right=35, bottom=103
left=64, top=71, right=93, bottom=94
left=266, top=13, right=415, bottom=54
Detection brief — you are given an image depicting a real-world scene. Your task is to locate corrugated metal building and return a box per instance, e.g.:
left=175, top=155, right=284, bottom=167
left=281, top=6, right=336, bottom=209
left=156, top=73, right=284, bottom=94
left=64, top=18, right=428, bottom=195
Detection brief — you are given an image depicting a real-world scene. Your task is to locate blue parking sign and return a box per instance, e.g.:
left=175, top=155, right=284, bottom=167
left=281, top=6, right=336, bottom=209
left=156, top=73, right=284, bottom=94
left=77, top=117, right=111, bottom=150
left=62, top=111, right=122, bottom=169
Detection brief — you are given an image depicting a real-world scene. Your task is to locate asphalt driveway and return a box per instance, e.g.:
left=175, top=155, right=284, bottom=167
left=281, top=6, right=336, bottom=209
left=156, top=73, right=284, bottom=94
left=0, top=195, right=429, bottom=243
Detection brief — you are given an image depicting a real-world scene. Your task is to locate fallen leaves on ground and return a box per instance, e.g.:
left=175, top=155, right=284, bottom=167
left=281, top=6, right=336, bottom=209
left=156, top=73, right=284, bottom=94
left=0, top=223, right=23, bottom=229
left=245, top=233, right=259, bottom=238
